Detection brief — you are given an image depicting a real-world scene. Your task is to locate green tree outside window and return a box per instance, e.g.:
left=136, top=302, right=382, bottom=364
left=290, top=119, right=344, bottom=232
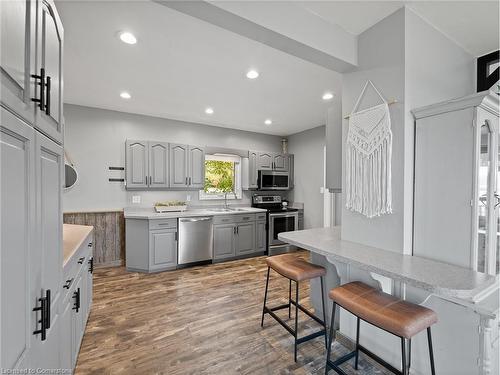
left=204, top=160, right=235, bottom=194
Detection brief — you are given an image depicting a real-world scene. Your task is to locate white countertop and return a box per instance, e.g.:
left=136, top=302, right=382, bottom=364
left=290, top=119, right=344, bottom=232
left=63, top=224, right=93, bottom=267
left=279, top=227, right=499, bottom=302
left=124, top=206, right=267, bottom=219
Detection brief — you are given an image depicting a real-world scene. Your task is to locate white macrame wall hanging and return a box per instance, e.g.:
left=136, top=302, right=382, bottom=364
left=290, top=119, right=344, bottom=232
left=345, top=80, right=393, bottom=218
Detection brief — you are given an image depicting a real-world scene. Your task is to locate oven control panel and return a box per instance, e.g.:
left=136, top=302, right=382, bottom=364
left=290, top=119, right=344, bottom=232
left=253, top=195, right=282, bottom=204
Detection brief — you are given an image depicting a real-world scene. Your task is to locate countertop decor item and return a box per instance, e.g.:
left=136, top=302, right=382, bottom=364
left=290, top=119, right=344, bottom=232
left=154, top=200, right=187, bottom=213
left=345, top=80, right=393, bottom=218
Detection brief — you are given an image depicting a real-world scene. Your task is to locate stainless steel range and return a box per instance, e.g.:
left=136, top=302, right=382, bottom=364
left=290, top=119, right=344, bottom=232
left=252, top=194, right=299, bottom=255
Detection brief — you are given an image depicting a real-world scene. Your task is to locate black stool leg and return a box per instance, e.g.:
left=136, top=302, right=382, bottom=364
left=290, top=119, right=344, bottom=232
left=408, top=339, right=412, bottom=372
left=294, top=281, right=300, bottom=362
left=401, top=337, right=407, bottom=375
left=320, top=276, right=328, bottom=349
left=325, top=302, right=336, bottom=375
left=288, top=279, right=292, bottom=319
left=354, top=317, right=360, bottom=370
left=261, top=267, right=270, bottom=327
left=427, top=327, right=436, bottom=375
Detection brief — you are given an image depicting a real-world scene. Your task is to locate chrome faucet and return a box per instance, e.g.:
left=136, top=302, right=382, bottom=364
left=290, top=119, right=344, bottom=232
left=224, top=191, right=237, bottom=209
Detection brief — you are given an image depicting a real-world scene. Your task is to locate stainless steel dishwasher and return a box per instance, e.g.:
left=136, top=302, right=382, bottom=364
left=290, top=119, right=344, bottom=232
left=178, top=217, right=214, bottom=265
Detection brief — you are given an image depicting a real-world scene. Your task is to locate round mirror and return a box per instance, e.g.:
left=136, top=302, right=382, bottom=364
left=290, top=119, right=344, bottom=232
left=64, top=163, right=78, bottom=189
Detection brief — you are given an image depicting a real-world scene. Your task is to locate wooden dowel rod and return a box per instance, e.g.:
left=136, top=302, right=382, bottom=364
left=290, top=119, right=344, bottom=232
left=344, top=99, right=399, bottom=119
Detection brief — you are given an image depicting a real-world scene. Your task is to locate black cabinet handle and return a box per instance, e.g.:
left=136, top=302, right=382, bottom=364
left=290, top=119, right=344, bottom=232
left=185, top=177, right=188, bottom=185
left=73, top=288, right=81, bottom=312
left=45, top=75, right=51, bottom=116
left=88, top=242, right=92, bottom=247
left=31, top=68, right=45, bottom=111
left=88, top=257, right=94, bottom=274
left=63, top=278, right=74, bottom=289
left=78, top=257, right=85, bottom=264
left=32, top=289, right=50, bottom=341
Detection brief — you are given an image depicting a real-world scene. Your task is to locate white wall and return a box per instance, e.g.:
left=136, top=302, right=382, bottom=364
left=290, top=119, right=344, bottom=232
left=63, top=104, right=282, bottom=212
left=288, top=125, right=326, bottom=229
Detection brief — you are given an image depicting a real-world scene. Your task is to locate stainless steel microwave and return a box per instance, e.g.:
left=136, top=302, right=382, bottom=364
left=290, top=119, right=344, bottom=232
left=258, top=170, right=290, bottom=190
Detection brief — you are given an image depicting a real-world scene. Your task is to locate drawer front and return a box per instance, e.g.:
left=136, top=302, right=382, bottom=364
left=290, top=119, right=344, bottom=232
left=232, top=213, right=256, bottom=223
left=256, top=213, right=267, bottom=221
left=63, top=233, right=93, bottom=299
left=149, top=218, right=178, bottom=230
left=213, top=215, right=236, bottom=225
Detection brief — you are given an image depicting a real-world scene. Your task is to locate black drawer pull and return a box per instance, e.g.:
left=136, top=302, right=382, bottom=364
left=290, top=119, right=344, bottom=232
left=88, top=242, right=92, bottom=247
left=31, top=68, right=45, bottom=110
left=72, top=288, right=81, bottom=312
left=45, top=75, right=51, bottom=116
left=32, top=289, right=50, bottom=341
left=88, top=257, right=94, bottom=274
left=78, top=257, right=85, bottom=264
left=63, top=278, right=74, bottom=289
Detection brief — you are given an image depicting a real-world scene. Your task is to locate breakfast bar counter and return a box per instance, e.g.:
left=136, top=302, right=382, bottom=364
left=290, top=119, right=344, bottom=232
left=279, top=227, right=498, bottom=303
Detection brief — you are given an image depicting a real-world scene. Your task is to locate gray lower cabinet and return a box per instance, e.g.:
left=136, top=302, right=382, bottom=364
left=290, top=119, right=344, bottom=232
left=126, top=218, right=178, bottom=272
left=149, top=229, right=178, bottom=271
left=213, top=213, right=264, bottom=260
left=235, top=222, right=255, bottom=255
left=213, top=224, right=236, bottom=259
left=256, top=220, right=267, bottom=252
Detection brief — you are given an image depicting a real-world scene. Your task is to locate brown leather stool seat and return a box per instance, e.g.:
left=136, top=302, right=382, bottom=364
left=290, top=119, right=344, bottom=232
left=266, top=253, right=326, bottom=281
left=329, top=281, right=437, bottom=339
left=261, top=254, right=328, bottom=362
left=325, top=281, right=437, bottom=375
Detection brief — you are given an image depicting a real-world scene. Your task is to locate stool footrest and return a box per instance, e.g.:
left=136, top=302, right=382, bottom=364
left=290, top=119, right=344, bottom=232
left=296, top=329, right=326, bottom=344
left=326, top=344, right=403, bottom=375
left=264, top=307, right=295, bottom=336
left=290, top=299, right=325, bottom=326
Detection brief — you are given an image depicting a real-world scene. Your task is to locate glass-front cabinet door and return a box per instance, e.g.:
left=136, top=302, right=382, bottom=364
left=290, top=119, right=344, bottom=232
left=475, top=114, right=499, bottom=275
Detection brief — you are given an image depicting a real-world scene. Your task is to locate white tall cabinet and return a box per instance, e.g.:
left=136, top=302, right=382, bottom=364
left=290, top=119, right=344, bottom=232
left=1, top=0, right=66, bottom=371
left=413, top=91, right=500, bottom=275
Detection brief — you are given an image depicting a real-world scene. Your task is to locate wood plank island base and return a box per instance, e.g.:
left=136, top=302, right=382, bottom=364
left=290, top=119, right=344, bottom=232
left=76, top=252, right=392, bottom=375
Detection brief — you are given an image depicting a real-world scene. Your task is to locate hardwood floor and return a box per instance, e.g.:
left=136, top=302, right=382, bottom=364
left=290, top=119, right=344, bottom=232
left=76, top=252, right=390, bottom=375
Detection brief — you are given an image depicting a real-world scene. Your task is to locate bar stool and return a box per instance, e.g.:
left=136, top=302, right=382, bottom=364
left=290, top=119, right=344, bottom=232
left=325, top=281, right=438, bottom=375
left=261, top=254, right=328, bottom=361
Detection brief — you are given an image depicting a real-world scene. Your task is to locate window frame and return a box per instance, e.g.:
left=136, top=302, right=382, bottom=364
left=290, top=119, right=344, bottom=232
left=199, top=154, right=243, bottom=200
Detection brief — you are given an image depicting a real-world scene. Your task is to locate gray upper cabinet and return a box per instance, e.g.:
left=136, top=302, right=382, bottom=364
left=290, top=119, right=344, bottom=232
left=235, top=222, right=255, bottom=255
left=0, top=0, right=36, bottom=125
left=149, top=141, right=169, bottom=188
left=149, top=229, right=177, bottom=271
left=34, top=0, right=64, bottom=144
left=257, top=152, right=273, bottom=170
left=213, top=224, right=235, bottom=259
left=169, top=143, right=189, bottom=188
left=0, top=108, right=35, bottom=370
left=188, top=145, right=205, bottom=188
left=273, top=154, right=288, bottom=171
left=248, top=151, right=258, bottom=189
left=126, top=140, right=148, bottom=189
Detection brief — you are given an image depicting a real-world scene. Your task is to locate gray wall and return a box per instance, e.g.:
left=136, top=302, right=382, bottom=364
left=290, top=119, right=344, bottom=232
left=288, top=125, right=326, bottom=229
left=340, top=7, right=474, bottom=253
left=63, top=104, right=282, bottom=212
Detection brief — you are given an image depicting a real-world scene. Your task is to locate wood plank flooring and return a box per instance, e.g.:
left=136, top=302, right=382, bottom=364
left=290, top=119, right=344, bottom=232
left=76, top=252, right=390, bottom=375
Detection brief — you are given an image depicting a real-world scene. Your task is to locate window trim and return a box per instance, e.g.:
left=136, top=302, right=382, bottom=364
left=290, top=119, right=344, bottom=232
left=199, top=154, right=243, bottom=200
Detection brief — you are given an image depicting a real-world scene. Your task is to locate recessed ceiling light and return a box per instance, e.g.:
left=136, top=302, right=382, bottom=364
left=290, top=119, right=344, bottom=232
left=264, top=119, right=272, bottom=125
left=118, top=31, right=137, bottom=45
left=205, top=107, right=214, bottom=115
left=120, top=91, right=131, bottom=99
left=322, top=92, right=334, bottom=101
left=246, top=70, right=259, bottom=79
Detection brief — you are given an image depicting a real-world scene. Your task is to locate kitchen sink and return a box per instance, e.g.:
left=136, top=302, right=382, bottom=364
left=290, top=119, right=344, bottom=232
left=209, top=207, right=248, bottom=212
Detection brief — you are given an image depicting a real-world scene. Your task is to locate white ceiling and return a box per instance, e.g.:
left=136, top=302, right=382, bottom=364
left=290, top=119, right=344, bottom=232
left=297, top=1, right=499, bottom=56
left=57, top=1, right=342, bottom=136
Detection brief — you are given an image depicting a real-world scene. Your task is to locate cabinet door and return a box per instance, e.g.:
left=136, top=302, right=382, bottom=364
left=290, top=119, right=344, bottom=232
left=235, top=222, right=255, bottom=255
left=30, top=130, right=63, bottom=369
left=59, top=296, right=73, bottom=372
left=188, top=145, right=205, bottom=188
left=34, top=0, right=64, bottom=144
left=149, top=229, right=177, bottom=271
left=0, top=0, right=36, bottom=124
left=213, top=224, right=235, bottom=259
left=169, top=143, right=188, bottom=188
left=257, top=152, right=273, bottom=170
left=126, top=140, right=148, bottom=189
left=0, top=108, right=35, bottom=370
left=71, top=275, right=84, bottom=362
left=248, top=151, right=258, bottom=189
left=149, top=141, right=169, bottom=188
left=256, top=220, right=267, bottom=252
left=273, top=154, right=289, bottom=171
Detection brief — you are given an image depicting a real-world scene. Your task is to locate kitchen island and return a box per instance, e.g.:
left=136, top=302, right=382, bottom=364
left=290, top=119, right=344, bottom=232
left=279, top=227, right=499, bottom=375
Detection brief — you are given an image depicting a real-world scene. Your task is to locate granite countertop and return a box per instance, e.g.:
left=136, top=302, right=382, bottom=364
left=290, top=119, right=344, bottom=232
left=63, top=224, right=94, bottom=267
left=124, top=206, right=267, bottom=219
left=279, top=227, right=499, bottom=302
